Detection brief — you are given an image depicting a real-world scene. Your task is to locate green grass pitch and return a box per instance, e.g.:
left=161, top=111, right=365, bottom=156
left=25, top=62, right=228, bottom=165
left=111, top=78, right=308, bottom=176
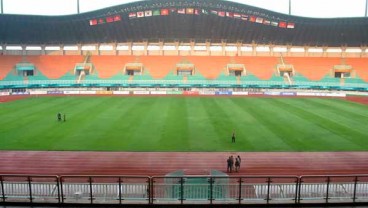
left=0, top=96, right=367, bottom=152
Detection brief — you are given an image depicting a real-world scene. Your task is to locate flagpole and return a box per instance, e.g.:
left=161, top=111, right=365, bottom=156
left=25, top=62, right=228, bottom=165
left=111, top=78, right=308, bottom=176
left=77, top=0, right=80, bottom=14
left=289, top=0, right=291, bottom=15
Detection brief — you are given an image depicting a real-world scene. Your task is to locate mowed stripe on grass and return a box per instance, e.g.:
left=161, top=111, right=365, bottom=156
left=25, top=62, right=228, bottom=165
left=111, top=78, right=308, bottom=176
left=0, top=96, right=367, bottom=152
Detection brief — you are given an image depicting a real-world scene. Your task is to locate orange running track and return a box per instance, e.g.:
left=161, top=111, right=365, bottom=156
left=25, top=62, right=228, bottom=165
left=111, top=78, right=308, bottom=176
left=0, top=151, right=367, bottom=176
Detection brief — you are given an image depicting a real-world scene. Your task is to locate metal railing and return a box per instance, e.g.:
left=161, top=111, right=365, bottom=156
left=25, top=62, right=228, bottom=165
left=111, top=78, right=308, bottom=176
left=1, top=174, right=368, bottom=205
left=1, top=79, right=368, bottom=90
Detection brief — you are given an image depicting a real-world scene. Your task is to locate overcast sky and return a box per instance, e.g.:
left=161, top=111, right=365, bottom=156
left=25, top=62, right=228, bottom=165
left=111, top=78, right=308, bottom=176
left=1, top=0, right=367, bottom=18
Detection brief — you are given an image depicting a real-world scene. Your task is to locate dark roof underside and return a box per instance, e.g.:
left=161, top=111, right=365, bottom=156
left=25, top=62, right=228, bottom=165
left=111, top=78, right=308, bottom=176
left=0, top=0, right=367, bottom=46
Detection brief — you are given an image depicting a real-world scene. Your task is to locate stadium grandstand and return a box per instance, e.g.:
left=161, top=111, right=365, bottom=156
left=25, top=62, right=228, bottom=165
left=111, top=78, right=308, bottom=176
left=1, top=0, right=368, bottom=207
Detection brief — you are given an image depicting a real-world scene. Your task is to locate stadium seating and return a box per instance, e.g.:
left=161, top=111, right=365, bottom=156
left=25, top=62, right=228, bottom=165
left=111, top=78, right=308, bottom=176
left=90, top=56, right=136, bottom=79
left=163, top=71, right=184, bottom=81
left=26, top=56, right=84, bottom=79
left=283, top=57, right=340, bottom=81
left=1, top=55, right=367, bottom=90
left=0, top=56, right=23, bottom=80
left=345, top=58, right=368, bottom=82
left=216, top=72, right=237, bottom=81
left=235, top=57, right=279, bottom=80
left=139, top=56, right=182, bottom=79
left=186, top=56, right=231, bottom=79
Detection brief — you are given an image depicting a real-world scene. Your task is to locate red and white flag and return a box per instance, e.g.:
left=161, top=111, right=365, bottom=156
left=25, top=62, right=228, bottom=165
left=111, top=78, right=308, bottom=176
left=287, top=22, right=295, bottom=29
left=178, top=8, right=186, bottom=14
left=113, top=15, right=121, bottom=21
left=218, top=11, right=225, bottom=17
left=129, top=12, right=136, bottom=19
left=137, top=11, right=144, bottom=18
left=279, top=21, right=287, bottom=28
left=89, top=19, right=97, bottom=26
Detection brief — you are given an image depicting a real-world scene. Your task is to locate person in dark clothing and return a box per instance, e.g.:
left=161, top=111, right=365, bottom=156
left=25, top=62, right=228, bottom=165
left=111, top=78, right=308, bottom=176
left=231, top=130, right=236, bottom=143
left=57, top=113, right=61, bottom=121
left=227, top=156, right=232, bottom=173
left=63, top=114, right=66, bottom=122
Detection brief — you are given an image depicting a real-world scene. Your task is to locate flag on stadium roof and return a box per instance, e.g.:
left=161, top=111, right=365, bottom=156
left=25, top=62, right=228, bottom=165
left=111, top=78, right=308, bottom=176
left=106, top=16, right=114, bottom=23
left=129, top=12, right=136, bottom=19
left=153, top=9, right=160, bottom=16
left=263, top=19, right=271, bottom=25
left=279, top=21, right=287, bottom=28
left=287, top=22, right=295, bottom=29
left=89, top=19, right=97, bottom=26
left=98, top=18, right=105, bottom=24
left=256, top=17, right=263, bottom=23
left=271, top=21, right=278, bottom=27
left=113, top=15, right=121, bottom=21
left=161, top=9, right=169, bottom=16
left=178, top=8, right=185, bottom=14
left=186, top=8, right=194, bottom=14
left=144, top=10, right=152, bottom=17
left=241, top=14, right=248, bottom=20
left=226, top=12, right=233, bottom=18
left=137, top=11, right=144, bottom=18
left=233, top=13, right=241, bottom=19
left=218, top=11, right=225, bottom=17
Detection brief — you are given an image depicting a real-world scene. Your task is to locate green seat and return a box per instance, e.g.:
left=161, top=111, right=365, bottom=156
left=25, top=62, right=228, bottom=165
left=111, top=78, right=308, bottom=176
left=58, top=73, right=76, bottom=80
left=240, top=74, right=260, bottom=81
left=2, top=73, right=24, bottom=81
left=164, top=71, right=184, bottom=81
left=107, top=74, right=130, bottom=80
left=133, top=74, right=153, bottom=80
left=216, top=73, right=236, bottom=81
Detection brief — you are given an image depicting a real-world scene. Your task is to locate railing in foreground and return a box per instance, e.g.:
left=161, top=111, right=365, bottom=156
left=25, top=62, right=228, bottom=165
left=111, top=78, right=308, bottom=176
left=1, top=175, right=368, bottom=205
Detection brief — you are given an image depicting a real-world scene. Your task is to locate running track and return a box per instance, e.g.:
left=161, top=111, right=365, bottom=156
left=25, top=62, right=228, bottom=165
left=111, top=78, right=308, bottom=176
left=0, top=151, right=368, bottom=176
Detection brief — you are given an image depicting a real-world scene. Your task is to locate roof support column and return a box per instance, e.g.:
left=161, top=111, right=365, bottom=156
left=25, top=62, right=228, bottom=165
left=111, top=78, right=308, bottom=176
left=1, top=0, right=3, bottom=14
left=365, top=0, right=368, bottom=16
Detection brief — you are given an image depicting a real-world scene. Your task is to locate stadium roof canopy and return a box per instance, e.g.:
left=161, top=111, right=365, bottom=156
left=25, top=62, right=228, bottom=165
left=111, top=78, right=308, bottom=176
left=0, top=0, right=368, bottom=46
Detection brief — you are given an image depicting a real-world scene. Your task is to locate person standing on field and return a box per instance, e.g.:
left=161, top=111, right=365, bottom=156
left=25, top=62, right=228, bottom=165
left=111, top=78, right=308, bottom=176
left=231, top=129, right=236, bottom=143
left=57, top=112, right=61, bottom=122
